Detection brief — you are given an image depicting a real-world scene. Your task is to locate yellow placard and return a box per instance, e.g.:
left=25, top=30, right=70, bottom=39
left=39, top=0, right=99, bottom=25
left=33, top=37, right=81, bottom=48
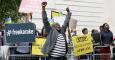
left=32, top=38, right=46, bottom=56
left=72, top=34, right=93, bottom=56
left=52, top=11, right=60, bottom=17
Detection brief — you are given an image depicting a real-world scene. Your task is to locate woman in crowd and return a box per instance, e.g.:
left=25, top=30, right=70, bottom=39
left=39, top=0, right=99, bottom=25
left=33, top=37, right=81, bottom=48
left=100, top=23, right=113, bottom=60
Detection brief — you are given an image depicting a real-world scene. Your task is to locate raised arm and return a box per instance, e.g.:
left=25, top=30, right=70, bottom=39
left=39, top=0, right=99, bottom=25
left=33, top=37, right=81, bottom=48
left=42, top=2, right=51, bottom=33
left=62, top=8, right=72, bottom=32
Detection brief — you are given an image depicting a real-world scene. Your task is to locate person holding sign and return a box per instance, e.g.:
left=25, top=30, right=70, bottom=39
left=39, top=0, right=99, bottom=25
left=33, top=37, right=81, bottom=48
left=41, top=2, right=72, bottom=60
left=32, top=27, right=48, bottom=60
left=79, top=28, right=92, bottom=60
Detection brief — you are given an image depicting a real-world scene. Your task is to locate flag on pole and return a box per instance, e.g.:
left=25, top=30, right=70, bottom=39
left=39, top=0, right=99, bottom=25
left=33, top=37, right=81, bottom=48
left=51, top=10, right=66, bottom=18
left=51, top=11, right=61, bottom=18
left=5, top=17, right=12, bottom=24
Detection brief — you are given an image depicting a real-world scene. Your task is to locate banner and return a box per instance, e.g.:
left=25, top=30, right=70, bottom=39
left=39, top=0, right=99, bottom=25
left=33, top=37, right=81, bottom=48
left=32, top=38, right=46, bottom=56
left=19, top=0, right=45, bottom=13
left=5, top=23, right=36, bottom=43
left=72, top=35, right=93, bottom=56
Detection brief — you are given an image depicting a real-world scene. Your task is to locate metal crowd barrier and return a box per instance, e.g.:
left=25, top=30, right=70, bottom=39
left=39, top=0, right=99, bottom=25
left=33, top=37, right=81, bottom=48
left=1, top=45, right=115, bottom=60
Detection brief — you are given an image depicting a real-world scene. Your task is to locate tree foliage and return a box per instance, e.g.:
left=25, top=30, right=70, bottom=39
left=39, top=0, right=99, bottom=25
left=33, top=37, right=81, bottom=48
left=0, top=0, right=21, bottom=29
left=0, top=0, right=21, bottom=22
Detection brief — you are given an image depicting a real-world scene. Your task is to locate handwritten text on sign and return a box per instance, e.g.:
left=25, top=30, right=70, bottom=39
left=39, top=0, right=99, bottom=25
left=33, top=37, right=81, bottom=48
left=72, top=35, right=93, bottom=56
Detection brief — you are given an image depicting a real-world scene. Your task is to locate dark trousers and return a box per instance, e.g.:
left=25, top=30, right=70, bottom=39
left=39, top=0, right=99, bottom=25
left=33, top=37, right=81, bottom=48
left=113, top=47, right=115, bottom=59
left=48, top=56, right=66, bottom=60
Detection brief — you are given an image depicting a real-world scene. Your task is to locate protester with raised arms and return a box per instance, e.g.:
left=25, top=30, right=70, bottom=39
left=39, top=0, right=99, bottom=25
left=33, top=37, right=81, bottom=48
left=41, top=2, right=72, bottom=60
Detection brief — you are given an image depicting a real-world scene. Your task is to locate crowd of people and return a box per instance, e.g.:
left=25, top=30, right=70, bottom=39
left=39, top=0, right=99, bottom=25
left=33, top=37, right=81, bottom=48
left=0, top=2, right=115, bottom=60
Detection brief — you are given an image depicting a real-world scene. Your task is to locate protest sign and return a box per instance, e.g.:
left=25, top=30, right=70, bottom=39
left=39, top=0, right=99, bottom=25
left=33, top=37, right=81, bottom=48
left=69, top=18, right=77, bottom=30
left=19, top=0, right=45, bottom=13
left=5, top=23, right=36, bottom=43
left=32, top=38, right=46, bottom=56
left=51, top=10, right=65, bottom=26
left=51, top=11, right=61, bottom=18
left=52, top=11, right=77, bottom=28
left=72, top=35, right=93, bottom=56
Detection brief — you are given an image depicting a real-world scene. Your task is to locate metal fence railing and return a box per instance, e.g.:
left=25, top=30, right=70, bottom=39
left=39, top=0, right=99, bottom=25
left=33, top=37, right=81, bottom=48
left=1, top=45, right=115, bottom=60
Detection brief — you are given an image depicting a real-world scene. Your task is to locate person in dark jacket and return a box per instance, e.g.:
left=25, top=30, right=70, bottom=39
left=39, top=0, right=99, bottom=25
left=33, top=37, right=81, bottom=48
left=100, top=23, right=113, bottom=60
left=101, top=23, right=113, bottom=45
left=91, top=29, right=101, bottom=45
left=91, top=29, right=101, bottom=59
left=41, top=2, right=72, bottom=60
